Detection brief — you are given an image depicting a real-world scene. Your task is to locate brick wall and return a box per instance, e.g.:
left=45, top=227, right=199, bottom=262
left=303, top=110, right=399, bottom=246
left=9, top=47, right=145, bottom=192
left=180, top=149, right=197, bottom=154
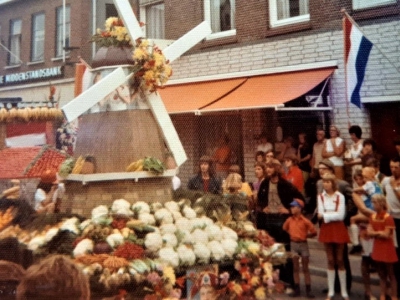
left=170, top=19, right=400, bottom=184
left=0, top=0, right=91, bottom=78
left=0, top=124, right=6, bottom=150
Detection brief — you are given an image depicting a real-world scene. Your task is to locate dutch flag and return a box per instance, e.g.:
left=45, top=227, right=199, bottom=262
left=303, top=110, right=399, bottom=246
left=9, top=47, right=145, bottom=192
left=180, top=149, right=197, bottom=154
left=344, top=16, right=373, bottom=108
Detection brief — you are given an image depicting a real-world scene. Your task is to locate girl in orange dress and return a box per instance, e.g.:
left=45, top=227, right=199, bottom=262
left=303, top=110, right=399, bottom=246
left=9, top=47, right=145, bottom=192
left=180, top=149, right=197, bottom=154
left=367, top=194, right=398, bottom=300
left=317, top=173, right=350, bottom=300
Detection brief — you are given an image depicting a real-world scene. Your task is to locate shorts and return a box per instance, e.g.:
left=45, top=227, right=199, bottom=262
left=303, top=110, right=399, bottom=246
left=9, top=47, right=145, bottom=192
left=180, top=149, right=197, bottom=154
left=290, top=241, right=310, bottom=257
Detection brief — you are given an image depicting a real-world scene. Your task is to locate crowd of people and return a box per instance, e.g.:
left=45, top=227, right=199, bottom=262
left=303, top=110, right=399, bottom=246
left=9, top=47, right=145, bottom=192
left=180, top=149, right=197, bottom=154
left=187, top=125, right=400, bottom=300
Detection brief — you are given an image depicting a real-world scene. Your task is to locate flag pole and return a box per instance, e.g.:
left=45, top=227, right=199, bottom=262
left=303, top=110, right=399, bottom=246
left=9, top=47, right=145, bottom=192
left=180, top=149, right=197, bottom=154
left=341, top=10, right=351, bottom=127
left=341, top=8, right=400, bottom=75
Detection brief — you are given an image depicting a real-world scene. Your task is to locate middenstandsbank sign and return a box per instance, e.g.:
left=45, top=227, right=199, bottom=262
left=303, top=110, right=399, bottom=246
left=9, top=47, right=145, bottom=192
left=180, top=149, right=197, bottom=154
left=0, top=66, right=64, bottom=86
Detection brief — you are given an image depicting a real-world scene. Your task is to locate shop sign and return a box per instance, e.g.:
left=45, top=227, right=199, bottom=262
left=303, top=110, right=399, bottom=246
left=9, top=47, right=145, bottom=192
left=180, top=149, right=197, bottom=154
left=0, top=66, right=64, bottom=86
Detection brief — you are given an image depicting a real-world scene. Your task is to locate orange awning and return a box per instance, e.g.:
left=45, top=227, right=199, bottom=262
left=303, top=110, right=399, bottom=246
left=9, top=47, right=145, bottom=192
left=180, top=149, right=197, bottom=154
left=158, top=77, right=247, bottom=114
left=201, top=67, right=336, bottom=112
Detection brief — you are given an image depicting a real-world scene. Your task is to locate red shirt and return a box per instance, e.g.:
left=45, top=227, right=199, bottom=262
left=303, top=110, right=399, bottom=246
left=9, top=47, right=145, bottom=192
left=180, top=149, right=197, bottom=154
left=283, top=214, right=316, bottom=242
left=282, top=166, right=304, bottom=193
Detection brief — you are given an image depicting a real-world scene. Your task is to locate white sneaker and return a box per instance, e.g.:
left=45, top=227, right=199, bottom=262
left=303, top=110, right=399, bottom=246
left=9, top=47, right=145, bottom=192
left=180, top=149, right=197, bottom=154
left=285, top=287, right=294, bottom=295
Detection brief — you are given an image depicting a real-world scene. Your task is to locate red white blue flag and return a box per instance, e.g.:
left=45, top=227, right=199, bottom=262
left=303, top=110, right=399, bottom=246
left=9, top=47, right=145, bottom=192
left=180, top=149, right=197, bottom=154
left=343, top=16, right=373, bottom=108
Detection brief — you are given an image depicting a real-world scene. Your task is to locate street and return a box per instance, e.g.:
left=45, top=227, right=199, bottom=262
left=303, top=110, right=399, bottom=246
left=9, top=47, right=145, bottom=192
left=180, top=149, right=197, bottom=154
left=270, top=272, right=380, bottom=300
left=270, top=238, right=381, bottom=300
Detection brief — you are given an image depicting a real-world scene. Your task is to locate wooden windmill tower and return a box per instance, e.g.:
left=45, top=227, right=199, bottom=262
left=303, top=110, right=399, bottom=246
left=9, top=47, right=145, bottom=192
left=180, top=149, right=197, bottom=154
left=61, top=0, right=211, bottom=216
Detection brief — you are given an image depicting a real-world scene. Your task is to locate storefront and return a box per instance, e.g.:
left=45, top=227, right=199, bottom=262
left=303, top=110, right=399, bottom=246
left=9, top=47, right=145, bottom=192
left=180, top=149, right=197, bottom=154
left=160, top=62, right=336, bottom=184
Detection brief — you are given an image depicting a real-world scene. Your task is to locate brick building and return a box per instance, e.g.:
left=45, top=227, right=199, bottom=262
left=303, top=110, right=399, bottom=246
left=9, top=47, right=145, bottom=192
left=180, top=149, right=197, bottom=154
left=0, top=0, right=399, bottom=188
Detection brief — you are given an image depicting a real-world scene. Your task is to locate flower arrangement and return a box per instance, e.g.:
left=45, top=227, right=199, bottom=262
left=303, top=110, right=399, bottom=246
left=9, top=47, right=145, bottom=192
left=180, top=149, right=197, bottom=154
left=91, top=17, right=132, bottom=48
left=91, top=17, right=172, bottom=93
left=130, top=39, right=172, bottom=92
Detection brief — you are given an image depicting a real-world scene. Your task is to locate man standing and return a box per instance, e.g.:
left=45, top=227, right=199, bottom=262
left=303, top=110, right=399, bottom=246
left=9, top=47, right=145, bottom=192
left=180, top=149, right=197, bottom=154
left=256, top=159, right=304, bottom=295
left=305, top=129, right=326, bottom=214
left=316, top=159, right=353, bottom=294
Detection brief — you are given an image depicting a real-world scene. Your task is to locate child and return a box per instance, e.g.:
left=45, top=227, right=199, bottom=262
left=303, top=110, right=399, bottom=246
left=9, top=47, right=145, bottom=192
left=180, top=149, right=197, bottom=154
left=317, top=173, right=350, bottom=300
left=350, top=167, right=383, bottom=254
left=359, top=216, right=377, bottom=300
left=367, top=194, right=398, bottom=300
left=283, top=198, right=317, bottom=298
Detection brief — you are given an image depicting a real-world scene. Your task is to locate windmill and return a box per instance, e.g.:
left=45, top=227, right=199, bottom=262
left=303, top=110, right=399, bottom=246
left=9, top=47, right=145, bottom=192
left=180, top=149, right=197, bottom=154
left=61, top=0, right=211, bottom=174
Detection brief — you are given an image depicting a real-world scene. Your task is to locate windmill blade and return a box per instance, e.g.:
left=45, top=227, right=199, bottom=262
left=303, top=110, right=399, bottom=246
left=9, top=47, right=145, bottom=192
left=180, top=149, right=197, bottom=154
left=146, top=92, right=187, bottom=167
left=113, top=0, right=144, bottom=42
left=163, top=21, right=211, bottom=63
left=62, top=67, right=127, bottom=122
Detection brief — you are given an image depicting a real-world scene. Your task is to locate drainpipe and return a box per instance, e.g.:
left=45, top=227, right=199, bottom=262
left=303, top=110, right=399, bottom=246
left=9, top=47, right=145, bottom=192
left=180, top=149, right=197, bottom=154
left=92, top=0, right=97, bottom=58
left=62, top=0, right=66, bottom=63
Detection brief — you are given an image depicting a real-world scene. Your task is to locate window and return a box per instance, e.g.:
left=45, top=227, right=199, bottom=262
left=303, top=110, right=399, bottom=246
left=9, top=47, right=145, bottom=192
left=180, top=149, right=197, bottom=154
left=106, top=3, right=118, bottom=19
left=140, top=2, right=165, bottom=39
left=353, top=0, right=396, bottom=10
left=269, top=0, right=309, bottom=28
left=31, top=13, right=45, bottom=61
left=204, top=0, right=236, bottom=39
left=8, top=19, right=22, bottom=65
left=56, top=5, right=71, bottom=57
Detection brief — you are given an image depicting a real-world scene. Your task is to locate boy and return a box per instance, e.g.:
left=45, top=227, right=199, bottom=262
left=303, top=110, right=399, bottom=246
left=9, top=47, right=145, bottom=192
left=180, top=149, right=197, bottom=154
left=283, top=198, right=317, bottom=298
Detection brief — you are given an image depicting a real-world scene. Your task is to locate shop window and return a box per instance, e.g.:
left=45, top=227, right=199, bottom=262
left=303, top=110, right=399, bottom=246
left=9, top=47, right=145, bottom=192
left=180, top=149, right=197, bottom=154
left=269, top=0, right=309, bottom=28
left=140, top=2, right=165, bottom=39
left=55, top=5, right=71, bottom=57
left=352, top=0, right=396, bottom=10
left=8, top=19, right=22, bottom=65
left=31, top=12, right=45, bottom=62
left=204, top=0, right=236, bottom=39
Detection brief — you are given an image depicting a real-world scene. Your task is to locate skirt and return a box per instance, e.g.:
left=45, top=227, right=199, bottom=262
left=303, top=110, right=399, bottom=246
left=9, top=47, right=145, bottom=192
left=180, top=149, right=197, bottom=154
left=318, top=221, right=350, bottom=244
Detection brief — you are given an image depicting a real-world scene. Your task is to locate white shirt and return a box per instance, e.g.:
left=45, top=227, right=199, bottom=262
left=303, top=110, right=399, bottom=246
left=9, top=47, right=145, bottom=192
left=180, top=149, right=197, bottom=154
left=34, top=183, right=65, bottom=211
left=34, top=188, right=47, bottom=211
left=257, top=142, right=273, bottom=153
left=361, top=181, right=376, bottom=203
left=349, top=140, right=363, bottom=160
left=325, top=137, right=344, bottom=166
left=317, top=190, right=346, bottom=223
left=382, top=177, right=400, bottom=219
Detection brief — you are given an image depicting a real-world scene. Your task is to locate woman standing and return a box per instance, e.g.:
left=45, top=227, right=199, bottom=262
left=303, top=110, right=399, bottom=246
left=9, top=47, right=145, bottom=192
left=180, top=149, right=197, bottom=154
left=322, top=125, right=345, bottom=180
left=251, top=162, right=266, bottom=211
left=317, top=173, right=350, bottom=300
left=345, top=125, right=363, bottom=183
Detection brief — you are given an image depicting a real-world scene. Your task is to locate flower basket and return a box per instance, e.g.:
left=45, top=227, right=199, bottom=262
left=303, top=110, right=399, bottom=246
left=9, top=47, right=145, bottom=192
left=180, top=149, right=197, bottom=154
left=92, top=46, right=135, bottom=69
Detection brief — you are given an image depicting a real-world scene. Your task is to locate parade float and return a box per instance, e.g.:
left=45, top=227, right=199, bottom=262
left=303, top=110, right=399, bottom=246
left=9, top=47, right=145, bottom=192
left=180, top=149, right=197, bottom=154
left=0, top=0, right=288, bottom=298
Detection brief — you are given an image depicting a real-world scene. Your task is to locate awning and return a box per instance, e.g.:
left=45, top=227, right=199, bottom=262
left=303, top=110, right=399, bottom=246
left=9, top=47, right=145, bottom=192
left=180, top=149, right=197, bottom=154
left=160, top=66, right=336, bottom=113
left=201, top=67, right=336, bottom=112
left=158, top=77, right=247, bottom=114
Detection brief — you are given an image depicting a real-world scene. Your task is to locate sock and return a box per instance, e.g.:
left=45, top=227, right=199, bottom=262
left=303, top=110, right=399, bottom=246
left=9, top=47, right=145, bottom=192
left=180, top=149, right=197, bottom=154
left=350, top=224, right=360, bottom=246
left=327, top=269, right=335, bottom=297
left=338, top=270, right=349, bottom=298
